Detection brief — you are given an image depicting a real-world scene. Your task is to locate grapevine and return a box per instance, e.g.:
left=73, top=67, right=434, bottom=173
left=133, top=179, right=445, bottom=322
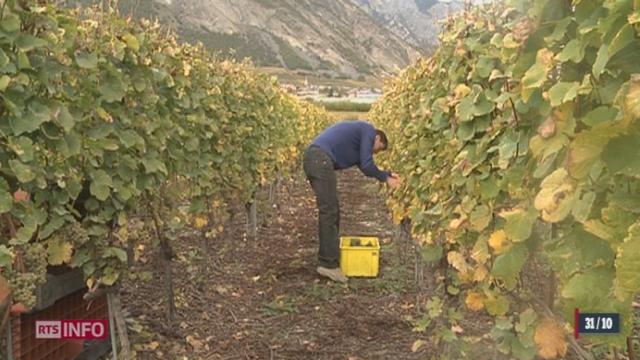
left=372, top=0, right=640, bottom=357
left=0, top=0, right=329, bottom=318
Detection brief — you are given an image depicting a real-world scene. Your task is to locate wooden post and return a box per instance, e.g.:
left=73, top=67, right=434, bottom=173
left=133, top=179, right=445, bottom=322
left=246, top=192, right=257, bottom=238
left=107, top=290, right=132, bottom=360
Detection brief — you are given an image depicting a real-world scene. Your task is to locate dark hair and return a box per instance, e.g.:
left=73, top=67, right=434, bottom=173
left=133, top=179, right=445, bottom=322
left=375, top=129, right=388, bottom=150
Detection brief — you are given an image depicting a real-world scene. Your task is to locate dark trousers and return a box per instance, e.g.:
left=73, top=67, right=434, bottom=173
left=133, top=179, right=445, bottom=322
left=303, top=145, right=340, bottom=268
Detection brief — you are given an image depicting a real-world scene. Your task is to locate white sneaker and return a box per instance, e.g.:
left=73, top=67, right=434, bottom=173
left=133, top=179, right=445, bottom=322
left=317, top=266, right=348, bottom=283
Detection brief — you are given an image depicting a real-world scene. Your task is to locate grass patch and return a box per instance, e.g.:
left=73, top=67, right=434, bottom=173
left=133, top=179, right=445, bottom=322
left=315, top=101, right=372, bottom=112
left=261, top=295, right=299, bottom=317
left=328, top=111, right=370, bottom=122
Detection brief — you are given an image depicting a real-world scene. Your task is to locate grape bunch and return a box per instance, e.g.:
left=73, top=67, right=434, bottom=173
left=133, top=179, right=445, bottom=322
left=9, top=243, right=47, bottom=308
left=65, top=221, right=90, bottom=246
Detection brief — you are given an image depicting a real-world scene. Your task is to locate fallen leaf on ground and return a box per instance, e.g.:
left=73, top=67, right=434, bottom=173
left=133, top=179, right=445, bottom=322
left=411, top=339, right=426, bottom=352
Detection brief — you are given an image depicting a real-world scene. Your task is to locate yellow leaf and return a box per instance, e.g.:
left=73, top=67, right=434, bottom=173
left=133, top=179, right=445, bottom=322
left=488, top=230, right=509, bottom=254
left=534, top=318, right=567, bottom=359
left=534, top=168, right=577, bottom=223
left=453, top=84, right=471, bottom=99
left=449, top=217, right=466, bottom=230
left=447, top=251, right=471, bottom=275
left=471, top=237, right=490, bottom=264
left=625, top=74, right=640, bottom=120
left=473, top=264, right=489, bottom=282
left=96, top=107, right=113, bottom=123
left=538, top=48, right=555, bottom=70
left=122, top=33, right=140, bottom=52
left=194, top=216, right=208, bottom=229
left=86, top=278, right=95, bottom=290
left=465, top=291, right=485, bottom=311
left=411, top=339, right=426, bottom=353
left=183, top=61, right=192, bottom=76
left=48, top=239, right=73, bottom=265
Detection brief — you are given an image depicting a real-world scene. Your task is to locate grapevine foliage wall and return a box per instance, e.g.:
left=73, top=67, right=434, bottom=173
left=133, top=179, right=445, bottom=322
left=372, top=0, right=640, bottom=357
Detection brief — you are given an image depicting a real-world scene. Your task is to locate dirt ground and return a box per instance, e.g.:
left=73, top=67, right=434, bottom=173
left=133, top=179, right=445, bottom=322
left=118, top=168, right=582, bottom=360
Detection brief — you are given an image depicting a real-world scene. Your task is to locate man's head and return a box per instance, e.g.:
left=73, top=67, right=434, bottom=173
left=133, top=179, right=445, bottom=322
left=373, top=129, right=388, bottom=154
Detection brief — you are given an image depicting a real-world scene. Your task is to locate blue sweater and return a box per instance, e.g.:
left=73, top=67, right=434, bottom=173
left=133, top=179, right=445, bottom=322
left=311, top=120, right=390, bottom=182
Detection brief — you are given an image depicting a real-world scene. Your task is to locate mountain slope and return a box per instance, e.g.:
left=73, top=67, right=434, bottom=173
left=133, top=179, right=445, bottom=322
left=353, top=0, right=464, bottom=51
left=98, top=0, right=423, bottom=78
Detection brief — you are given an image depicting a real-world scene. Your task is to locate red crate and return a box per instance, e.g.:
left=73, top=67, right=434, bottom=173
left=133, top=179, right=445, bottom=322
left=10, top=289, right=109, bottom=360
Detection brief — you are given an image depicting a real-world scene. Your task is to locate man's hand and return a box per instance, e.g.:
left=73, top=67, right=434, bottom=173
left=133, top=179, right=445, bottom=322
left=386, top=172, right=400, bottom=189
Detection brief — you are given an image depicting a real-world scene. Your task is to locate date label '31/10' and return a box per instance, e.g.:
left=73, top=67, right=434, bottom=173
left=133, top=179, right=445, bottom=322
left=575, top=309, right=620, bottom=338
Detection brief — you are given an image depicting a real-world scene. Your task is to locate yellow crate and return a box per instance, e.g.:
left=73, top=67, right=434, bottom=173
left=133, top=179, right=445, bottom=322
left=339, top=236, right=380, bottom=277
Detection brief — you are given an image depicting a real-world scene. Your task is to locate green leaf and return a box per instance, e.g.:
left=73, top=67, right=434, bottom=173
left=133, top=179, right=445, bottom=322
left=614, top=223, right=640, bottom=301
left=103, top=247, right=128, bottom=263
left=470, top=205, right=492, bottom=232
left=98, top=75, right=125, bottom=103
left=75, top=52, right=98, bottom=69
left=100, top=267, right=120, bottom=286
left=516, top=309, right=538, bottom=333
left=480, top=177, right=500, bottom=200
left=0, top=75, right=11, bottom=91
left=39, top=216, right=66, bottom=240
left=70, top=248, right=90, bottom=268
left=473, top=94, right=494, bottom=117
left=548, top=82, right=579, bottom=107
left=475, top=56, right=495, bottom=78
left=492, top=243, right=527, bottom=289
left=608, top=24, right=635, bottom=59
left=602, top=134, right=640, bottom=176
left=0, top=14, right=21, bottom=33
left=9, top=159, right=35, bottom=183
left=557, top=39, right=585, bottom=63
left=119, top=130, right=141, bottom=148
left=90, top=170, right=113, bottom=201
left=11, top=101, right=52, bottom=135
left=457, top=96, right=475, bottom=122
left=499, top=207, right=538, bottom=242
left=0, top=49, right=9, bottom=68
left=142, top=158, right=168, bottom=175
left=64, top=133, right=82, bottom=156
left=572, top=191, right=596, bottom=222
left=16, top=51, right=30, bottom=69
left=485, top=293, right=510, bottom=316
left=581, top=106, right=619, bottom=127
left=12, top=225, right=34, bottom=244
left=561, top=268, right=615, bottom=310
left=15, top=34, right=47, bottom=51
left=0, top=245, right=14, bottom=269
left=521, top=63, right=546, bottom=101
left=56, top=105, right=74, bottom=131
left=0, top=179, right=12, bottom=213
left=592, top=44, right=609, bottom=80
left=11, top=136, right=33, bottom=162
left=544, top=17, right=572, bottom=42
left=421, top=244, right=443, bottom=263
left=568, top=123, right=620, bottom=179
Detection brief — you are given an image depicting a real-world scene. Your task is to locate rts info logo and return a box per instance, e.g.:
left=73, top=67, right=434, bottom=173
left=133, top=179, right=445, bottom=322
left=35, top=320, right=109, bottom=340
